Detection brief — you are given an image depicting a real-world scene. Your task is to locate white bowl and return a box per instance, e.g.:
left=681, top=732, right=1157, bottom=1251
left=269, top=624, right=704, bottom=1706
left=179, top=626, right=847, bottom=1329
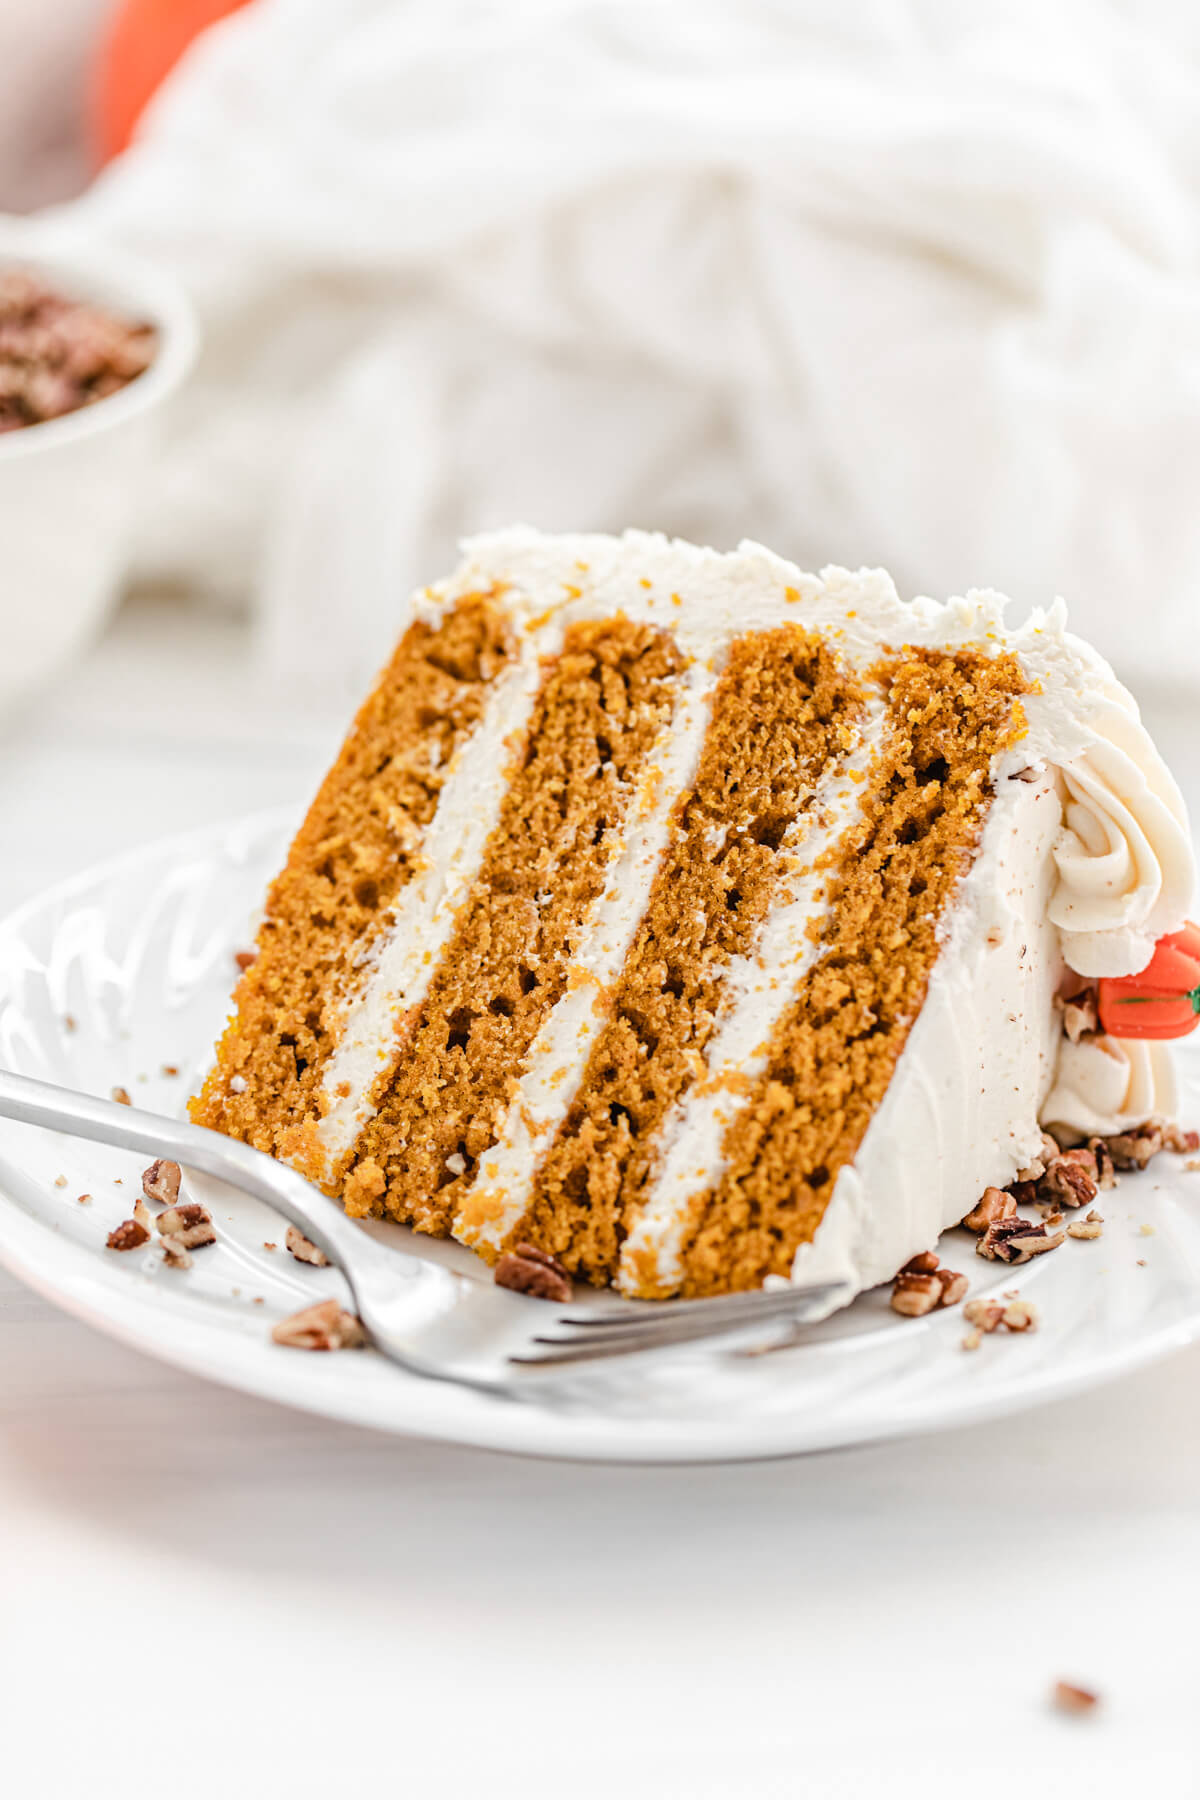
left=0, top=219, right=199, bottom=714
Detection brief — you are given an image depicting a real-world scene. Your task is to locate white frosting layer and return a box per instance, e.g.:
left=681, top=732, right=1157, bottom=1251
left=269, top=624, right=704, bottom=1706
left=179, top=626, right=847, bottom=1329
left=310, top=528, right=1193, bottom=1308
left=1048, top=697, right=1192, bottom=978
left=1042, top=1035, right=1178, bottom=1138
left=437, top=529, right=1192, bottom=985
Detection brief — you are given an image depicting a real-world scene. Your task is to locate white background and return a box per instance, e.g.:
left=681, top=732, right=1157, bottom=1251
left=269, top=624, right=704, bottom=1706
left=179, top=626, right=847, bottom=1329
left=0, top=597, right=1198, bottom=1797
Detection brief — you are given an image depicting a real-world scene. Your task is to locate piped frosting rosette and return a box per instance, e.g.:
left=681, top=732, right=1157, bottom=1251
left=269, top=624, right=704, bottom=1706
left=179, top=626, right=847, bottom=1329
left=1042, top=1035, right=1178, bottom=1138
left=1048, top=696, right=1193, bottom=980
left=1038, top=689, right=1194, bottom=1137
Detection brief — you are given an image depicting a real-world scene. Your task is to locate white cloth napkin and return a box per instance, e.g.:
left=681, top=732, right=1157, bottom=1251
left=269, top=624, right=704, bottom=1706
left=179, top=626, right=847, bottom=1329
left=48, top=0, right=1200, bottom=705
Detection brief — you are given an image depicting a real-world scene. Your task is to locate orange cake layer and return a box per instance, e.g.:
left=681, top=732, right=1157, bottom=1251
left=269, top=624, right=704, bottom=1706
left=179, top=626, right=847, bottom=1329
left=191, top=592, right=514, bottom=1155
left=489, top=627, right=867, bottom=1280
left=663, top=647, right=1027, bottom=1296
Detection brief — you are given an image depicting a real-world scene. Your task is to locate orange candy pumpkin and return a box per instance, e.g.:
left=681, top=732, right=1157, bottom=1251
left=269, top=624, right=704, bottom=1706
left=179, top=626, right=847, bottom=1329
left=92, top=0, right=254, bottom=163
left=1097, top=921, right=1200, bottom=1040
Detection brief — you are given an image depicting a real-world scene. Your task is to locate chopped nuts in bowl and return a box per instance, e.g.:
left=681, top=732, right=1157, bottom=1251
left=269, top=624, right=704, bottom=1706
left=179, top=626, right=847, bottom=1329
left=0, top=219, right=197, bottom=716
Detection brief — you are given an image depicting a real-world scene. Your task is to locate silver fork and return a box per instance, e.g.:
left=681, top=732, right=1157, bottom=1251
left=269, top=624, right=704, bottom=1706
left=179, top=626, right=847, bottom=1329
left=0, top=1069, right=844, bottom=1394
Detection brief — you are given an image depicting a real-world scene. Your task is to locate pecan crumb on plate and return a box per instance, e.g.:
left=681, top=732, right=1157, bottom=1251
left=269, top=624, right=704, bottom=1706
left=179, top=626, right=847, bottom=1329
left=961, top=1296, right=1038, bottom=1336
left=976, top=1216, right=1064, bottom=1264
left=889, top=1252, right=966, bottom=1317
left=1052, top=1681, right=1099, bottom=1716
left=1039, top=1152, right=1097, bottom=1208
left=106, top=1218, right=150, bottom=1252
left=286, top=1225, right=329, bottom=1267
left=962, top=1187, right=1016, bottom=1232
left=495, top=1243, right=572, bottom=1303
left=271, top=1298, right=365, bottom=1351
left=142, top=1158, right=181, bottom=1206
left=156, top=1203, right=215, bottom=1250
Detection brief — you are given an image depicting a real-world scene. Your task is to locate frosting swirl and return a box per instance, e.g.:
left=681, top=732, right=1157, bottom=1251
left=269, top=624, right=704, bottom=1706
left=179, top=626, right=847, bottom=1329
left=1041, top=1033, right=1178, bottom=1138
left=1047, top=697, right=1193, bottom=978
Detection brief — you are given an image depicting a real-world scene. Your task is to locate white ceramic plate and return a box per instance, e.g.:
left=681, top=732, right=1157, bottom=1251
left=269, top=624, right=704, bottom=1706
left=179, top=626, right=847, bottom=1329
left=1, top=808, right=1199, bottom=1464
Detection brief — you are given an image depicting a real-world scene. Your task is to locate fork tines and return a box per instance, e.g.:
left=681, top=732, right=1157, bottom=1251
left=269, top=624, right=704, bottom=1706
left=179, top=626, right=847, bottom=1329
left=509, top=1279, right=846, bottom=1368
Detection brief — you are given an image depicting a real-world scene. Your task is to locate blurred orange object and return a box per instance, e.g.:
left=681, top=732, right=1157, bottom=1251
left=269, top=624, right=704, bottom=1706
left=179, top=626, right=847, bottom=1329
left=93, top=0, right=255, bottom=163
left=1098, top=921, right=1200, bottom=1040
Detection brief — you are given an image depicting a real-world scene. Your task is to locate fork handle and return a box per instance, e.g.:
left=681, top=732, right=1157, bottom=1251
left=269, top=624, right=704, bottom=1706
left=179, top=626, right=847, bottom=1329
left=0, top=1066, right=378, bottom=1277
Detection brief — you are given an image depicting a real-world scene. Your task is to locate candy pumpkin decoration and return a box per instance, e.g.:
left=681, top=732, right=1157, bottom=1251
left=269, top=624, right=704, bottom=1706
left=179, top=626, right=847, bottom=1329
left=1097, top=921, right=1200, bottom=1040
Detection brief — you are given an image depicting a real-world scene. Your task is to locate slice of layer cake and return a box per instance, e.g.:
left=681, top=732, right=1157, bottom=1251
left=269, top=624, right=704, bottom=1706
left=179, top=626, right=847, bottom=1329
left=191, top=529, right=1195, bottom=1305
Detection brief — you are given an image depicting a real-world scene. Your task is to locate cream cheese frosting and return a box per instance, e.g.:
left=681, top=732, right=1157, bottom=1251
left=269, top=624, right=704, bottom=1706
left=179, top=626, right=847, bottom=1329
left=1042, top=1035, right=1178, bottom=1139
left=311, top=527, right=1195, bottom=1307
left=1048, top=696, right=1193, bottom=979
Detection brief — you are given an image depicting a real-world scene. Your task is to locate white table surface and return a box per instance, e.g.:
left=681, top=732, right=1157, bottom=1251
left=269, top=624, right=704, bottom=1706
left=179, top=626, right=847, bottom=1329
left=1, top=597, right=1198, bottom=1800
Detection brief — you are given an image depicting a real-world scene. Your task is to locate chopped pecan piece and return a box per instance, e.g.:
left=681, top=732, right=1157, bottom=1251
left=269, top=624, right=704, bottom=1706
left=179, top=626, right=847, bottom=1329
left=107, top=1218, right=150, bottom=1252
left=1038, top=1155, right=1097, bottom=1209
left=1103, top=1120, right=1165, bottom=1171
left=976, top=1217, right=1065, bottom=1264
left=963, top=1297, right=1006, bottom=1333
left=160, top=1238, right=192, bottom=1269
left=1059, top=987, right=1099, bottom=1045
left=156, top=1203, right=216, bottom=1250
left=132, top=1196, right=153, bottom=1234
left=935, top=1268, right=968, bottom=1307
left=1163, top=1121, right=1200, bottom=1154
left=1086, top=1137, right=1117, bottom=1189
left=271, top=1298, right=365, bottom=1351
left=1067, top=1210, right=1104, bottom=1240
left=1016, top=1134, right=1064, bottom=1184
left=961, top=1329, right=983, bottom=1351
left=142, top=1158, right=181, bottom=1206
left=1002, top=1299, right=1039, bottom=1332
left=1007, top=1179, right=1039, bottom=1208
left=962, top=1187, right=1016, bottom=1233
left=890, top=1257, right=966, bottom=1316
left=890, top=1272, right=942, bottom=1317
left=494, top=1243, right=572, bottom=1303
left=111, top=1086, right=132, bottom=1106
left=1052, top=1681, right=1098, bottom=1715
left=286, top=1225, right=328, bottom=1268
